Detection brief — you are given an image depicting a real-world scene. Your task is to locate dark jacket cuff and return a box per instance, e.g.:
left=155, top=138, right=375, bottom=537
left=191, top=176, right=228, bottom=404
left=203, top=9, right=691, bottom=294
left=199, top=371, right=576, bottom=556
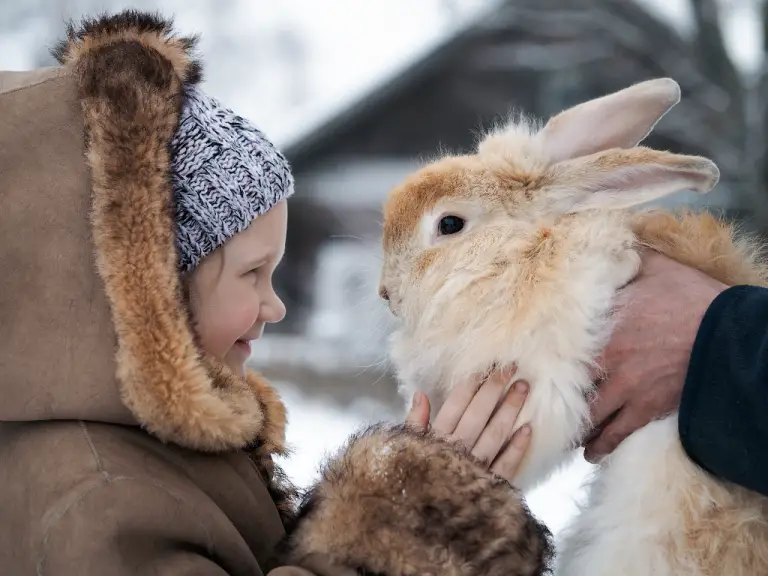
left=679, top=285, right=768, bottom=496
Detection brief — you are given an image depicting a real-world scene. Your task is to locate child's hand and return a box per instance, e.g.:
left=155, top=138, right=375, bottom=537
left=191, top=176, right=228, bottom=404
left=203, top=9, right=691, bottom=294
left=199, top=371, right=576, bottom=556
left=405, top=365, right=532, bottom=483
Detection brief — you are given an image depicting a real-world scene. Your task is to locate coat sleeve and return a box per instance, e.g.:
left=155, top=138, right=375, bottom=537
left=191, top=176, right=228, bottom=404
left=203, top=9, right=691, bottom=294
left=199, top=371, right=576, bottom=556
left=679, top=284, right=768, bottom=497
left=36, top=477, right=253, bottom=576
left=277, top=423, right=554, bottom=576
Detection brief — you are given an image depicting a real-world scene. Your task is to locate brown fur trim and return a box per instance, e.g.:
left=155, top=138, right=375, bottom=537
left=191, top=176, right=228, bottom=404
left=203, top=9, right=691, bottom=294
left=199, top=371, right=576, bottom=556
left=632, top=209, right=768, bottom=287
left=60, top=11, right=286, bottom=452
left=248, top=371, right=289, bottom=455
left=52, top=10, right=202, bottom=85
left=282, top=424, right=553, bottom=576
left=245, top=372, right=297, bottom=528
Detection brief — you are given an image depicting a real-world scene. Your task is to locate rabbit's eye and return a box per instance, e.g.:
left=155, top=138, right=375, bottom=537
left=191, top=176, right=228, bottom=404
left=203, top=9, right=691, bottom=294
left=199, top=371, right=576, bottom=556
left=438, top=215, right=465, bottom=236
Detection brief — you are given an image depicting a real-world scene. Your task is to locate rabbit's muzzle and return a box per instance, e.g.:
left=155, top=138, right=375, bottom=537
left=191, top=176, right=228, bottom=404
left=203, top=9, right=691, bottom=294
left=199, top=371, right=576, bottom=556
left=378, top=283, right=403, bottom=317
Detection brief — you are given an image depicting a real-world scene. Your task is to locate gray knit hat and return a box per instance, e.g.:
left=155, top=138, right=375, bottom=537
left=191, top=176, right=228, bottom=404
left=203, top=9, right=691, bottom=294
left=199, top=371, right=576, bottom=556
left=171, top=85, right=294, bottom=272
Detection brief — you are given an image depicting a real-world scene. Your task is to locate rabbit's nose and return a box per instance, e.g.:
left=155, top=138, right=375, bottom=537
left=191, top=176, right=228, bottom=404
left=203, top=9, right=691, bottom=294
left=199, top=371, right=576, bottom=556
left=378, top=285, right=390, bottom=301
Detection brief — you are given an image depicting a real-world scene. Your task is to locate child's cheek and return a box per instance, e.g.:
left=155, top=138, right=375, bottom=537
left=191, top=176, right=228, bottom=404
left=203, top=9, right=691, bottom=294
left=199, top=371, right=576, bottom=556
left=234, top=296, right=262, bottom=334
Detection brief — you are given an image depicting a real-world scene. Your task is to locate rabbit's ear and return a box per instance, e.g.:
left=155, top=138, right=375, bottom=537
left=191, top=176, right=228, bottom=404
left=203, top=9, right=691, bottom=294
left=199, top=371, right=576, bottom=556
left=537, top=78, right=681, bottom=164
left=548, top=147, right=719, bottom=213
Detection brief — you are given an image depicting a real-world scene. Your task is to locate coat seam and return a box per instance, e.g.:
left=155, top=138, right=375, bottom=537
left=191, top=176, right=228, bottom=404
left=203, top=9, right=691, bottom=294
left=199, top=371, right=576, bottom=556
left=0, top=72, right=66, bottom=98
left=36, top=475, right=216, bottom=575
left=78, top=421, right=106, bottom=475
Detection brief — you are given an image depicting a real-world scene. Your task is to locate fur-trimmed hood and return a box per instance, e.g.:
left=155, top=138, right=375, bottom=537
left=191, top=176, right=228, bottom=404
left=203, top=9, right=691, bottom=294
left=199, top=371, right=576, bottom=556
left=0, top=11, right=286, bottom=454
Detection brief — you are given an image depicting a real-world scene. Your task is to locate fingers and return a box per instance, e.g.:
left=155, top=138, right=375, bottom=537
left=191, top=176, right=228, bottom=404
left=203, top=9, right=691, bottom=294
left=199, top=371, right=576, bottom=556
left=432, top=364, right=517, bottom=437
left=431, top=373, right=485, bottom=436
left=404, top=391, right=431, bottom=431
left=587, top=356, right=606, bottom=390
left=491, top=424, right=532, bottom=482
left=448, top=366, right=517, bottom=449
left=588, top=372, right=626, bottom=431
left=415, top=366, right=533, bottom=484
left=583, top=408, right=638, bottom=463
left=472, top=380, right=529, bottom=464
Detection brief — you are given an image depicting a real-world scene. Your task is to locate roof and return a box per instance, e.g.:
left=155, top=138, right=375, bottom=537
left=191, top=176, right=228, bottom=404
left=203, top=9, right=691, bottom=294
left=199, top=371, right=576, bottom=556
left=281, top=1, right=504, bottom=167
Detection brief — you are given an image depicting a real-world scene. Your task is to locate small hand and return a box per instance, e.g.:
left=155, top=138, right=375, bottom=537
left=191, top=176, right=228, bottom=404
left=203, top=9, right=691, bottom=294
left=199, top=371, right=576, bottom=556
left=406, top=365, right=532, bottom=482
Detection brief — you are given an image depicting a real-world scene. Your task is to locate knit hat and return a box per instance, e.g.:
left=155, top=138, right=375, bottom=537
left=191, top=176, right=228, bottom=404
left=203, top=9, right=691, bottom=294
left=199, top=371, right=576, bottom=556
left=171, top=85, right=295, bottom=272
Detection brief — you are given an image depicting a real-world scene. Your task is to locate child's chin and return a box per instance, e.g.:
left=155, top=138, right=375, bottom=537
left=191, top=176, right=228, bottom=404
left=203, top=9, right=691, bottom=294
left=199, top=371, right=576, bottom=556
left=222, top=357, right=247, bottom=377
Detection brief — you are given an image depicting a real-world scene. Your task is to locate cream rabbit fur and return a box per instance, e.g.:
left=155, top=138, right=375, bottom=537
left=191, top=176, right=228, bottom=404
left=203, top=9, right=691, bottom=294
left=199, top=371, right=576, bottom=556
left=379, top=79, right=768, bottom=575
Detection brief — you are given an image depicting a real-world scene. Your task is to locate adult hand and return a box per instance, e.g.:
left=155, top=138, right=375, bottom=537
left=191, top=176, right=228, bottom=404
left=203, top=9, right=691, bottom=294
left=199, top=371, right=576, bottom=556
left=583, top=250, right=727, bottom=463
left=406, top=365, right=532, bottom=482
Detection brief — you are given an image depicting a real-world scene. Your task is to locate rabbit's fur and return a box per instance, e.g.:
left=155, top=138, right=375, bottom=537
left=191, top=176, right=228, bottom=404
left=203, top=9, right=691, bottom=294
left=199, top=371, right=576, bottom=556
left=379, top=79, right=768, bottom=575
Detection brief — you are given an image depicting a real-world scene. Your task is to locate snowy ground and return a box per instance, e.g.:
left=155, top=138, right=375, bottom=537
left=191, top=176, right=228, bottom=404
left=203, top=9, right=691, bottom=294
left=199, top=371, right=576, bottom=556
left=272, top=379, right=595, bottom=541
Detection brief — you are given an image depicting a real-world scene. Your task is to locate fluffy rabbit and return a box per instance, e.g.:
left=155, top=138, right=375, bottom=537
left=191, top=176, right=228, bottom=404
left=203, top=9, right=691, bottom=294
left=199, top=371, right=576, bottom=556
left=378, top=78, right=768, bottom=575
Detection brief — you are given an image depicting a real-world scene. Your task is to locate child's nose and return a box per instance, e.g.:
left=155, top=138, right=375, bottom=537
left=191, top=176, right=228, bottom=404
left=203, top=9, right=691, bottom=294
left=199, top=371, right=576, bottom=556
left=262, top=293, right=286, bottom=324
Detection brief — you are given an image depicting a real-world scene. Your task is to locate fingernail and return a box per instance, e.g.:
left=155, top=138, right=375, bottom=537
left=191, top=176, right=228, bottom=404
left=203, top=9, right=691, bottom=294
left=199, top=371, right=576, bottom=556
left=520, top=424, right=531, bottom=436
left=515, top=380, right=529, bottom=394
left=412, top=392, right=422, bottom=409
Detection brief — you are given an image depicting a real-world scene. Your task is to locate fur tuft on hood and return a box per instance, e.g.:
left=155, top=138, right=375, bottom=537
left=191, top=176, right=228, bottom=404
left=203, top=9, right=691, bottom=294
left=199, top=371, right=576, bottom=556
left=52, top=10, right=203, bottom=85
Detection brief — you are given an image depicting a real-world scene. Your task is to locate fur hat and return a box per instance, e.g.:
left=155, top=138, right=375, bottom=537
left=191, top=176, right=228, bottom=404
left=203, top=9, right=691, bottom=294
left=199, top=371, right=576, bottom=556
left=171, top=85, right=294, bottom=271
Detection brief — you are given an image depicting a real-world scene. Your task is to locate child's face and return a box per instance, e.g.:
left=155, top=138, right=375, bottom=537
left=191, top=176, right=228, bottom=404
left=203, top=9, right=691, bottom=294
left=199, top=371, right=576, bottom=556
left=188, top=200, right=287, bottom=377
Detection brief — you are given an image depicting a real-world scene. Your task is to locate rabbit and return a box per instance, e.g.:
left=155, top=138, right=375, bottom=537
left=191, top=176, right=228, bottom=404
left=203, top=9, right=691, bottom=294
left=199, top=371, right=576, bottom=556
left=377, top=78, right=768, bottom=576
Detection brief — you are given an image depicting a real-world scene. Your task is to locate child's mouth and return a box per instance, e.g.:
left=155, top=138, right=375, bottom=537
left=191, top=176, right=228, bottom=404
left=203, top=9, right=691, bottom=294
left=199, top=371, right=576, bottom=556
left=234, top=339, right=252, bottom=356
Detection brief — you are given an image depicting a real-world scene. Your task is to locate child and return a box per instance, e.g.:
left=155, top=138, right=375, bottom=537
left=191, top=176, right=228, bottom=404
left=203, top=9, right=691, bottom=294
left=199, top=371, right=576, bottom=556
left=0, top=10, right=547, bottom=576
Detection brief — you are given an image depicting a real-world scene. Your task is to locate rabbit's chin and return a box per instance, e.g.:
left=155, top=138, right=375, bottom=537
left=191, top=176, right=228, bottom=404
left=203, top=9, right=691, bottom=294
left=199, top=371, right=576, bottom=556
left=388, top=272, right=638, bottom=487
left=391, top=323, right=598, bottom=490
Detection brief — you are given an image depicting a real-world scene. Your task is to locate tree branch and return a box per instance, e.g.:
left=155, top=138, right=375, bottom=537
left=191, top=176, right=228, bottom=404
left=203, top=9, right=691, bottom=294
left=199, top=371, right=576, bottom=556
left=689, top=0, right=746, bottom=134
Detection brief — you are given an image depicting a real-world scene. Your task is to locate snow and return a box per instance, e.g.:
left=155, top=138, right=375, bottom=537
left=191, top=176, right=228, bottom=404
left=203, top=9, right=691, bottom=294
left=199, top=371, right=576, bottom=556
left=273, top=381, right=386, bottom=487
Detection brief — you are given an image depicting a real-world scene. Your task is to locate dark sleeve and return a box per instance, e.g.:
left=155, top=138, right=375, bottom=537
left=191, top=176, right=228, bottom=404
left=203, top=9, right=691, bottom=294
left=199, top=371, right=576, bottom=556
left=679, top=285, right=768, bottom=496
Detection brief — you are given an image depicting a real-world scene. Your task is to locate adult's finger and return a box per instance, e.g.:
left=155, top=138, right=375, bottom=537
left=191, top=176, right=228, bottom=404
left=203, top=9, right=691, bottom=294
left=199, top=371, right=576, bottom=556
left=583, top=408, right=639, bottom=463
left=449, top=366, right=517, bottom=450
left=472, top=380, right=529, bottom=464
left=490, top=424, right=532, bottom=482
left=588, top=373, right=627, bottom=431
left=404, top=391, right=430, bottom=431
left=589, top=340, right=609, bottom=377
